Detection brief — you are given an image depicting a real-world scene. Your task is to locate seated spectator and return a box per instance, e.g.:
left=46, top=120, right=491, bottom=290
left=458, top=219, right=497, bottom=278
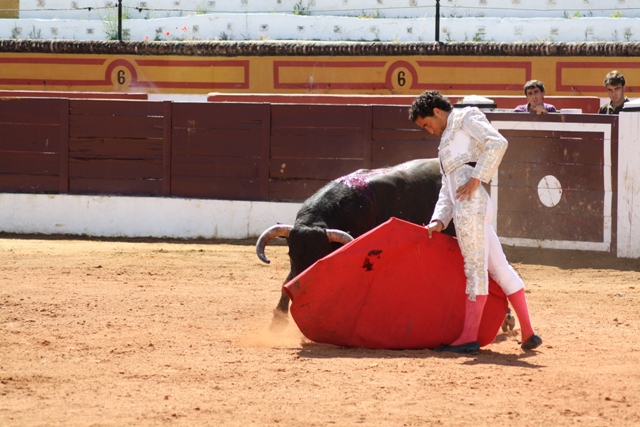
left=599, top=70, right=629, bottom=115
left=514, top=80, right=557, bottom=114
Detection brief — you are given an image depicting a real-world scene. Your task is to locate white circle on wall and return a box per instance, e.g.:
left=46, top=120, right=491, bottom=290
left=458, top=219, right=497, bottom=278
left=538, top=175, right=562, bottom=207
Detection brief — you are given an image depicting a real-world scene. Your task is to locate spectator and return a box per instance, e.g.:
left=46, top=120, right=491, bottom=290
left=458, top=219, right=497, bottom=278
left=599, top=70, right=629, bottom=115
left=514, top=80, right=557, bottom=114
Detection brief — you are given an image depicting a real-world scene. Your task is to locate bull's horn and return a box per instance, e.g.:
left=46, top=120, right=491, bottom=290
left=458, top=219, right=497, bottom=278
left=326, top=229, right=354, bottom=245
left=256, top=224, right=293, bottom=264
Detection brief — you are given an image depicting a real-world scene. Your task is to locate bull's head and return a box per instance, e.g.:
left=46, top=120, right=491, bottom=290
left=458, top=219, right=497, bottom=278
left=257, top=224, right=355, bottom=329
left=255, top=224, right=353, bottom=265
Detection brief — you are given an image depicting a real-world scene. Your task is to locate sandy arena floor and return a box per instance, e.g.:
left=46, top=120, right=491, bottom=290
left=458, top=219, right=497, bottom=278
left=1, top=236, right=639, bottom=426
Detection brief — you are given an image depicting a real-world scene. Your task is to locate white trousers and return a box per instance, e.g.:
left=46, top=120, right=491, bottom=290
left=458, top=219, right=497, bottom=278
left=448, top=166, right=524, bottom=300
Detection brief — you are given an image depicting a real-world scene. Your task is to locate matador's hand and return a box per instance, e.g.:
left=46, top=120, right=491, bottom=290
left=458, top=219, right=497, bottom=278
left=426, top=220, right=444, bottom=238
left=455, top=177, right=481, bottom=202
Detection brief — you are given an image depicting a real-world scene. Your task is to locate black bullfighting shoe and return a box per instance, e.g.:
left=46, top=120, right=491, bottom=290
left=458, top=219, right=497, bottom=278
left=435, top=341, right=480, bottom=355
left=521, top=334, right=543, bottom=350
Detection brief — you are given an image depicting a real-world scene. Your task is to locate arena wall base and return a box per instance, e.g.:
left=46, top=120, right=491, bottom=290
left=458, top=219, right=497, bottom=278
left=0, top=194, right=301, bottom=240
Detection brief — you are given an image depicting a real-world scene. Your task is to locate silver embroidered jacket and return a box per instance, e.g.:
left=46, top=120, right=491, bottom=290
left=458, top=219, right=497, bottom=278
left=431, top=107, right=507, bottom=227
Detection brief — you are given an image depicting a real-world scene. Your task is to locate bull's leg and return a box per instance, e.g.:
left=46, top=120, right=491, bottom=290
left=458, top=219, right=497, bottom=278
left=501, top=306, right=516, bottom=332
left=270, top=291, right=290, bottom=332
left=275, top=289, right=291, bottom=315
left=270, top=274, right=293, bottom=332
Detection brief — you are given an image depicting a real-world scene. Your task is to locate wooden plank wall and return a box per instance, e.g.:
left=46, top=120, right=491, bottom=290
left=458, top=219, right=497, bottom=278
left=268, top=104, right=372, bottom=201
left=68, top=100, right=165, bottom=196
left=170, top=102, right=270, bottom=201
left=371, top=105, right=440, bottom=168
left=488, top=113, right=618, bottom=249
left=0, top=98, right=67, bottom=193
left=0, top=91, right=148, bottom=100
left=0, top=97, right=622, bottom=253
left=499, top=128, right=606, bottom=241
left=208, top=94, right=602, bottom=115
left=0, top=98, right=619, bottom=218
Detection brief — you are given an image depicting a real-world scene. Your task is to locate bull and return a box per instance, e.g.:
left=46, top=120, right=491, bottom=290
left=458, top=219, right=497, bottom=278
left=256, top=158, right=455, bottom=330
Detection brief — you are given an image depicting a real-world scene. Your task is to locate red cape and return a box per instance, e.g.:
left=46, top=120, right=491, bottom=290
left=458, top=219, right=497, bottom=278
left=284, top=218, right=507, bottom=349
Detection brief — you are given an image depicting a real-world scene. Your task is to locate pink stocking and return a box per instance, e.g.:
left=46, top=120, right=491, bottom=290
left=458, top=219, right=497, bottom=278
left=507, top=288, right=535, bottom=342
left=451, top=294, right=488, bottom=346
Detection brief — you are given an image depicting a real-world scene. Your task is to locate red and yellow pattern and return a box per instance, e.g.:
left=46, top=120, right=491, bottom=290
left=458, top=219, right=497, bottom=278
left=0, top=52, right=638, bottom=96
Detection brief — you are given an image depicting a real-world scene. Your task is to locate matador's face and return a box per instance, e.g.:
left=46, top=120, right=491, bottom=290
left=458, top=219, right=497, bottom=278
left=415, top=108, right=449, bottom=136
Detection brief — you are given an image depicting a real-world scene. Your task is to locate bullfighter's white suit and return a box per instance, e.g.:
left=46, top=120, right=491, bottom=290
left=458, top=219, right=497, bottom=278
left=430, top=107, right=524, bottom=301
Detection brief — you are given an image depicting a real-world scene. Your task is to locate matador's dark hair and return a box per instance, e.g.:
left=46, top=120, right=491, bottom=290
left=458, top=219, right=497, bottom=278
left=409, top=90, right=453, bottom=122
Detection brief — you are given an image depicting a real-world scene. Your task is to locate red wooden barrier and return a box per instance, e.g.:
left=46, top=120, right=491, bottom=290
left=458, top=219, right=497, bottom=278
left=371, top=105, right=440, bottom=168
left=0, top=91, right=148, bottom=100
left=487, top=112, right=617, bottom=251
left=0, top=98, right=68, bottom=193
left=207, top=93, right=602, bottom=114
left=0, top=97, right=620, bottom=254
left=170, top=102, right=270, bottom=201
left=268, top=104, right=372, bottom=200
left=0, top=97, right=616, bottom=206
left=68, top=100, right=165, bottom=196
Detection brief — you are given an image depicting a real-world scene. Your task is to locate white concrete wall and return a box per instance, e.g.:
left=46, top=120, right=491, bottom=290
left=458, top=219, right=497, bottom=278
left=0, top=193, right=301, bottom=239
left=15, top=0, right=640, bottom=19
left=3, top=0, right=640, bottom=42
left=2, top=14, right=639, bottom=42
left=617, top=110, right=640, bottom=259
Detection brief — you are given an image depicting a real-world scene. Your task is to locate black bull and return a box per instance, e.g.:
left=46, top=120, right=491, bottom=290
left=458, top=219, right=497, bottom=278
left=256, top=158, right=456, bottom=330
